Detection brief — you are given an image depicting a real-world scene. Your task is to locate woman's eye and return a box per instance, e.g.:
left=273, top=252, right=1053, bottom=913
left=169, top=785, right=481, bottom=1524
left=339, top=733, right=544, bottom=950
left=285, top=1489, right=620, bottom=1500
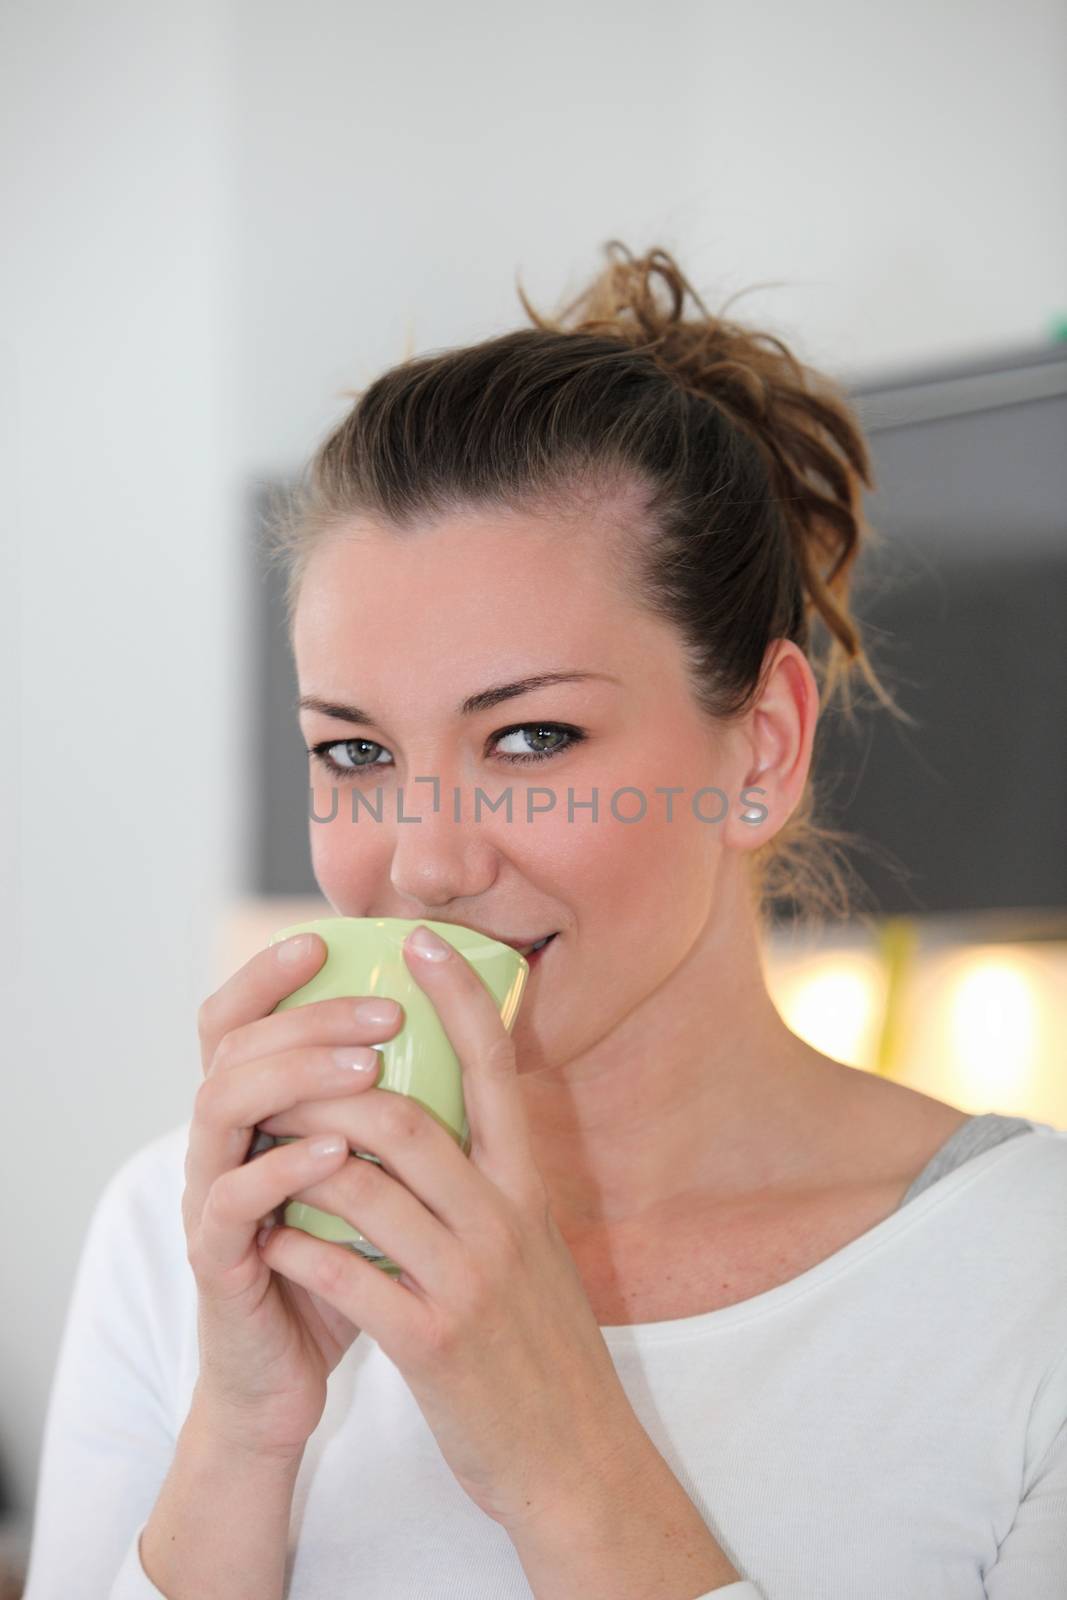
left=309, top=738, right=390, bottom=777
left=492, top=725, right=578, bottom=762
left=308, top=723, right=585, bottom=780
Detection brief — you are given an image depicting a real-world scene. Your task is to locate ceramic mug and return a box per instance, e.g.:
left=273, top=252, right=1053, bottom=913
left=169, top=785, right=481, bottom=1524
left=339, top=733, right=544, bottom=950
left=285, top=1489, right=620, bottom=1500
left=256, top=916, right=529, bottom=1275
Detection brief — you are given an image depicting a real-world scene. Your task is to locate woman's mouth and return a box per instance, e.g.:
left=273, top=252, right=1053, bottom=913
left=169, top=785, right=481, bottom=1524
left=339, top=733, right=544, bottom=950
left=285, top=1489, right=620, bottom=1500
left=520, top=932, right=558, bottom=965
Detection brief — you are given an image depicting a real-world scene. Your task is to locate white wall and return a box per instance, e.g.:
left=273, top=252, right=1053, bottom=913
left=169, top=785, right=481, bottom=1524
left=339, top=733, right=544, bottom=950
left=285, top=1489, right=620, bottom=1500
left=0, top=0, right=242, bottom=1526
left=232, top=0, right=1067, bottom=479
left=3, top=0, right=1065, bottom=1533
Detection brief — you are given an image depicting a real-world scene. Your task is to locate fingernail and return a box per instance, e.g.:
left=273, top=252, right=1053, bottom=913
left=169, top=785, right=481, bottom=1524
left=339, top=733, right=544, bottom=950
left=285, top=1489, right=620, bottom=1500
left=353, top=997, right=402, bottom=1027
left=276, top=933, right=311, bottom=964
left=333, top=1046, right=380, bottom=1075
left=310, top=1133, right=347, bottom=1159
left=407, top=924, right=452, bottom=962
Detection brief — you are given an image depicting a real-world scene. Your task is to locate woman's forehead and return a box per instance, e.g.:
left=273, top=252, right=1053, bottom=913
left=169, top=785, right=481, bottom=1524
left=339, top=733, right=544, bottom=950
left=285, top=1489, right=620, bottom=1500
left=291, top=528, right=704, bottom=744
left=294, top=515, right=637, bottom=645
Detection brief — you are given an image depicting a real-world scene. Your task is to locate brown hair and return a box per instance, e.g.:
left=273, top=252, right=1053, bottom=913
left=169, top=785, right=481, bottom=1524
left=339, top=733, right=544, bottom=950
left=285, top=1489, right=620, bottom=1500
left=264, top=240, right=913, bottom=928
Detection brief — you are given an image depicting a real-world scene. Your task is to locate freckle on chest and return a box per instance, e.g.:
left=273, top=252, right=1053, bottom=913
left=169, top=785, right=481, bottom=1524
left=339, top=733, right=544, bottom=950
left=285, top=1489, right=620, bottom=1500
left=572, top=1183, right=908, bottom=1325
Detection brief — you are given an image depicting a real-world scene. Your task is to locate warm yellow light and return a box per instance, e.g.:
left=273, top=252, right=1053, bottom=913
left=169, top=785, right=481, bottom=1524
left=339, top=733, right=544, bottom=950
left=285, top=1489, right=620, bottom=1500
left=945, top=954, right=1040, bottom=1099
left=885, top=940, right=1066, bottom=1123
left=770, top=954, right=884, bottom=1069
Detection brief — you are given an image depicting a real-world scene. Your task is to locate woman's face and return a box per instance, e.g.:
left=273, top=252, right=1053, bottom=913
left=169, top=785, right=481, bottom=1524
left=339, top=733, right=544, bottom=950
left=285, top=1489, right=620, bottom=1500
left=292, top=504, right=753, bottom=1074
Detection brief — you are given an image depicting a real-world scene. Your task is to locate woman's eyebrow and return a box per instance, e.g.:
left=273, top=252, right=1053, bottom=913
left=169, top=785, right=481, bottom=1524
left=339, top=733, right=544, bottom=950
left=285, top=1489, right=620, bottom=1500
left=298, top=670, right=621, bottom=725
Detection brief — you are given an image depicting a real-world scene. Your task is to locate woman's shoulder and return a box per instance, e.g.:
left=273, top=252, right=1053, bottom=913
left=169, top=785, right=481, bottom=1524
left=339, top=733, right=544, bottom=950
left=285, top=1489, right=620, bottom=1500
left=83, top=1118, right=193, bottom=1291
left=97, top=1117, right=191, bottom=1213
left=62, top=1121, right=199, bottom=1410
left=828, top=1066, right=1064, bottom=1196
left=1000, top=1114, right=1067, bottom=1190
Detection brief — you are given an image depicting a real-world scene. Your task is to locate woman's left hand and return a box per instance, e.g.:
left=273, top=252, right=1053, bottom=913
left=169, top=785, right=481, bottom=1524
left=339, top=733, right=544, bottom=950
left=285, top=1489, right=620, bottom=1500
left=254, top=923, right=652, bottom=1534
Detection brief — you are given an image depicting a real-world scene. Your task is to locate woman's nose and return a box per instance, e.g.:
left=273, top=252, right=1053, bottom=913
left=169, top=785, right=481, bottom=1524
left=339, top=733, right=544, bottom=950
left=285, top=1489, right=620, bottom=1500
left=387, top=780, right=502, bottom=905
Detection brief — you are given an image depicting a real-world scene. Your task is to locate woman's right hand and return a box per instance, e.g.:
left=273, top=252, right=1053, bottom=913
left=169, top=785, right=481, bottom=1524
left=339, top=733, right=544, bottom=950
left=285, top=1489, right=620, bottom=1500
left=184, top=932, right=405, bottom=1462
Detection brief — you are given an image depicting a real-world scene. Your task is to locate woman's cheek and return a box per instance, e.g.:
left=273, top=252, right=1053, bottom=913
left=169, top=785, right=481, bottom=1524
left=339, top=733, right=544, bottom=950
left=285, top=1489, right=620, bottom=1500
left=308, top=795, right=384, bottom=896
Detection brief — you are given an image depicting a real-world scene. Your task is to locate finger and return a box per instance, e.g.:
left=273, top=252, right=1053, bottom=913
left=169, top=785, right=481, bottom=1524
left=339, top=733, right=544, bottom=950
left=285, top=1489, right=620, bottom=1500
left=196, top=932, right=329, bottom=1075
left=403, top=926, right=534, bottom=1193
left=191, top=1134, right=351, bottom=1279
left=258, top=1218, right=428, bottom=1364
left=255, top=1088, right=490, bottom=1268
left=187, top=966, right=402, bottom=1233
left=206, top=993, right=403, bottom=1079
left=283, top=1138, right=460, bottom=1302
left=185, top=1038, right=384, bottom=1229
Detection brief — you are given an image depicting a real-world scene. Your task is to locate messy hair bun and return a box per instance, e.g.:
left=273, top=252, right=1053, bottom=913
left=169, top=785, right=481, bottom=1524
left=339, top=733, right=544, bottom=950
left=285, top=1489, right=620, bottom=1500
left=267, top=239, right=911, bottom=925
left=516, top=240, right=903, bottom=727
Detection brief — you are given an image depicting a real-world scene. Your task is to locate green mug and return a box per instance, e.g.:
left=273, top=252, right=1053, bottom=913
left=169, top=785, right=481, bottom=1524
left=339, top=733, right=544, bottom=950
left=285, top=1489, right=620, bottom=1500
left=260, top=917, right=529, bottom=1275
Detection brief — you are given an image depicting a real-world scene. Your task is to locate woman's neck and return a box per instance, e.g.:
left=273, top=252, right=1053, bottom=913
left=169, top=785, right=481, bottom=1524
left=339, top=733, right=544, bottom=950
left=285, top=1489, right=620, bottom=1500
left=517, top=900, right=842, bottom=1235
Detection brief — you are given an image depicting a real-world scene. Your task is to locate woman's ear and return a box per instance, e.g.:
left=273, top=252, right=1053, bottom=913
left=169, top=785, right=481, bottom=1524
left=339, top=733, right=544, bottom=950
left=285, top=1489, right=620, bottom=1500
left=723, top=640, right=819, bottom=856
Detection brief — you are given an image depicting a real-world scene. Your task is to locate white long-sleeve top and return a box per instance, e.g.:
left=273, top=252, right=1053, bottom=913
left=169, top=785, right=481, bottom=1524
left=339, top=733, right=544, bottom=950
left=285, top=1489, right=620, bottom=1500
left=21, top=1113, right=1067, bottom=1599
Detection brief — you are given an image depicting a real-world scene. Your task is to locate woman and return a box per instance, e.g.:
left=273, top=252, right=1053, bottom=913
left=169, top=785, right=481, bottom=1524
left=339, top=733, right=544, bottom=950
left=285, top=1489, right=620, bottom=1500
left=25, top=243, right=1065, bottom=1599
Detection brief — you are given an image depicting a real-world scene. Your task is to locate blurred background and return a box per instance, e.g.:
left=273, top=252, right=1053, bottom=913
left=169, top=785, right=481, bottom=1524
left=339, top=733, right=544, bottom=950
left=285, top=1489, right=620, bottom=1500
left=2, top=0, right=1065, bottom=1587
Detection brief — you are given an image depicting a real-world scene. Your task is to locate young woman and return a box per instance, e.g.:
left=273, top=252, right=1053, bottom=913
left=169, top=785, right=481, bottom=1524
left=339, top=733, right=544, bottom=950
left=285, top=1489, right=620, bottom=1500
left=25, top=244, right=1064, bottom=1599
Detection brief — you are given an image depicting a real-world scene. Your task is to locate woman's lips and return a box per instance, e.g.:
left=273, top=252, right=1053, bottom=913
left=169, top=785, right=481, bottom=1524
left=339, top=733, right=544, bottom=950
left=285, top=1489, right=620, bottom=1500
left=524, top=932, right=558, bottom=966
